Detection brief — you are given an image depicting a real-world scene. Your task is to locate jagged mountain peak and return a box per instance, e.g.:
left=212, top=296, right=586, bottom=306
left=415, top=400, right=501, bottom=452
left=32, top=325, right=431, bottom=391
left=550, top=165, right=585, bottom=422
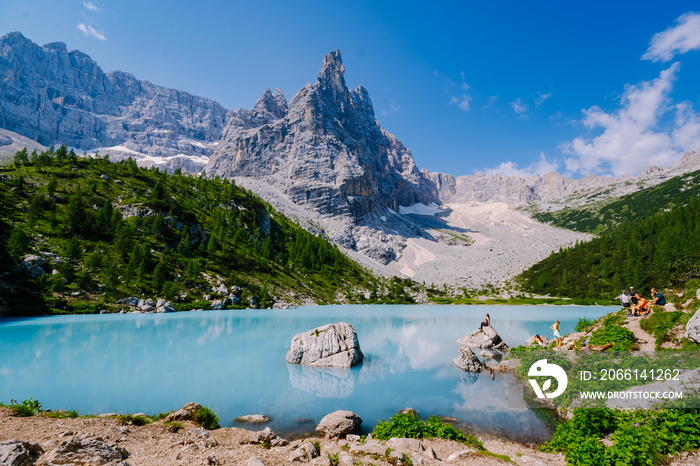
left=0, top=31, right=30, bottom=47
left=253, top=88, right=287, bottom=120
left=42, top=41, right=68, bottom=53
left=318, top=50, right=345, bottom=82
left=272, top=88, right=288, bottom=109
left=207, top=50, right=439, bottom=263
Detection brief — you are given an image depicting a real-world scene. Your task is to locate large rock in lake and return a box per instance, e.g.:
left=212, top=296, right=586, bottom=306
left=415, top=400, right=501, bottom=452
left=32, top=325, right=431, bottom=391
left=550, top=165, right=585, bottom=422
left=286, top=322, right=364, bottom=368
left=457, top=326, right=508, bottom=350
left=453, top=347, right=483, bottom=372
left=686, top=309, right=700, bottom=343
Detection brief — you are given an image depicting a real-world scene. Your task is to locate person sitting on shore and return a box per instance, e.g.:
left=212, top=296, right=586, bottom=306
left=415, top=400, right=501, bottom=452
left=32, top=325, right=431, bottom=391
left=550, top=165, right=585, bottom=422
left=651, top=288, right=666, bottom=306
left=480, top=313, right=491, bottom=332
left=533, top=334, right=546, bottom=346
left=631, top=296, right=649, bottom=316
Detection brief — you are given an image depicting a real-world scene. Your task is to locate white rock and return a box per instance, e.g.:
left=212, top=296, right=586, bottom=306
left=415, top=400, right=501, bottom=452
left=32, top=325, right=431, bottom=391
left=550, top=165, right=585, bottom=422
left=686, top=309, right=700, bottom=343
left=0, top=440, right=43, bottom=465
left=40, top=435, right=128, bottom=466
left=458, top=326, right=508, bottom=350
left=446, top=448, right=477, bottom=462
left=315, top=410, right=362, bottom=438
left=235, top=414, right=270, bottom=424
left=286, top=322, right=363, bottom=368
left=164, top=402, right=201, bottom=422
left=386, top=437, right=423, bottom=452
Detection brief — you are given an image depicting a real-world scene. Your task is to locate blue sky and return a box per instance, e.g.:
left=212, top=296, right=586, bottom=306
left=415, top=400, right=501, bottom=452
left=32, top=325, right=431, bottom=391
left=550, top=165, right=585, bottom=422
left=2, top=1, right=700, bottom=178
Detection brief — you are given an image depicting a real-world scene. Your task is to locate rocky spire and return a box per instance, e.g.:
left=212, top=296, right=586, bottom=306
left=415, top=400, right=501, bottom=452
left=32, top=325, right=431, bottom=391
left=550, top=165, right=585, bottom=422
left=316, top=50, right=350, bottom=109
left=272, top=88, right=288, bottom=112
left=253, top=88, right=287, bottom=121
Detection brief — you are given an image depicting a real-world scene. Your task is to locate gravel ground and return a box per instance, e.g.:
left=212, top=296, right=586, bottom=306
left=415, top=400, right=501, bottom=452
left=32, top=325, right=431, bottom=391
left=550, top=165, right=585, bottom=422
left=0, top=407, right=569, bottom=465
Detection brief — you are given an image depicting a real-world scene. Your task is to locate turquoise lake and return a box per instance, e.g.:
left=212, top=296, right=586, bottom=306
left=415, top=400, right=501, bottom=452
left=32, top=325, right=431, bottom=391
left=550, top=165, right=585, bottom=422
left=0, top=304, right=616, bottom=442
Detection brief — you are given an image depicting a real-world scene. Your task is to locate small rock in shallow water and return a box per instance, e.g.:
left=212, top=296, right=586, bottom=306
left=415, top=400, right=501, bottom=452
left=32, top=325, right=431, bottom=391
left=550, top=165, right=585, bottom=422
left=235, top=414, right=270, bottom=423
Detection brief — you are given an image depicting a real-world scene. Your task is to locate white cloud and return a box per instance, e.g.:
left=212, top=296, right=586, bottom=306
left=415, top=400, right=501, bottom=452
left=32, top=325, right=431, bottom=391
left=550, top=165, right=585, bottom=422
left=511, top=98, right=528, bottom=114
left=672, top=101, right=700, bottom=151
left=83, top=1, right=101, bottom=12
left=435, top=70, right=472, bottom=111
left=77, top=23, right=106, bottom=41
left=483, top=152, right=559, bottom=177
left=450, top=94, right=471, bottom=112
left=534, top=91, right=552, bottom=107
left=460, top=72, right=470, bottom=90
left=482, top=95, right=498, bottom=110
left=643, top=12, right=700, bottom=62
left=563, top=63, right=700, bottom=176
left=381, top=99, right=401, bottom=116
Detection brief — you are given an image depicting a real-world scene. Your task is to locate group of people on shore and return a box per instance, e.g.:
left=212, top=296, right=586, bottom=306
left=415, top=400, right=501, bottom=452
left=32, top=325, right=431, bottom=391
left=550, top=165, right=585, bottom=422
left=480, top=287, right=667, bottom=353
left=618, top=287, right=665, bottom=317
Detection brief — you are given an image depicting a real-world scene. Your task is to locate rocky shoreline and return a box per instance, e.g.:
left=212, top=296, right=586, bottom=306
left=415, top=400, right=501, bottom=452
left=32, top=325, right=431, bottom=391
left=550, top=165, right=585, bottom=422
left=0, top=406, right=568, bottom=466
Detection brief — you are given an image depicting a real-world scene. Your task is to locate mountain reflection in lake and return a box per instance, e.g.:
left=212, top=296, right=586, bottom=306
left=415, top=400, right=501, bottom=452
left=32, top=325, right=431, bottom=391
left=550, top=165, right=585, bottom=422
left=0, top=305, right=615, bottom=442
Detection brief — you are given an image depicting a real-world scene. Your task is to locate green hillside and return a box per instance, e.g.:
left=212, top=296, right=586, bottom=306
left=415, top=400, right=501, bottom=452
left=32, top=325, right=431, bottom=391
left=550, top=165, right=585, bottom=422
left=0, top=147, right=412, bottom=317
left=533, top=170, right=700, bottom=234
left=519, top=196, right=700, bottom=299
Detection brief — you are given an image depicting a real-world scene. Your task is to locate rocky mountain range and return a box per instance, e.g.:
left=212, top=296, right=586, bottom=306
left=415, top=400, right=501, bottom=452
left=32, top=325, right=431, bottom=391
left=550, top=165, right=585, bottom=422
left=431, top=149, right=700, bottom=212
left=3, top=33, right=699, bottom=288
left=0, top=32, right=229, bottom=171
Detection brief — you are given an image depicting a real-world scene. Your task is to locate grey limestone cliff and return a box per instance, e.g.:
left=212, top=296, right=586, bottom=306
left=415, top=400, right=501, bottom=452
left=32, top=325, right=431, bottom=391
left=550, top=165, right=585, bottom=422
left=0, top=32, right=229, bottom=169
left=430, top=148, right=700, bottom=210
left=206, top=51, right=438, bottom=219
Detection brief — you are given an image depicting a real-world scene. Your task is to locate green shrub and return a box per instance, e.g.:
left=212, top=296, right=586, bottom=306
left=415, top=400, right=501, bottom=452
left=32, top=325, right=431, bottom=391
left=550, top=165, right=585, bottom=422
left=372, top=412, right=480, bottom=448
left=193, top=406, right=220, bottom=430
left=7, top=398, right=42, bottom=417
left=543, top=408, right=700, bottom=465
left=607, top=423, right=662, bottom=466
left=44, top=409, right=79, bottom=419
left=541, top=408, right=618, bottom=453
left=575, top=318, right=594, bottom=332
left=640, top=311, right=684, bottom=350
left=588, top=324, right=636, bottom=351
left=565, top=437, right=608, bottom=466
left=163, top=421, right=184, bottom=432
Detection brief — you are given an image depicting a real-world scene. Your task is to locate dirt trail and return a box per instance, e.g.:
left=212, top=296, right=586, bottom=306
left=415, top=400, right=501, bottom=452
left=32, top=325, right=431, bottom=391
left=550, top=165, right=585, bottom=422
left=623, top=315, right=656, bottom=351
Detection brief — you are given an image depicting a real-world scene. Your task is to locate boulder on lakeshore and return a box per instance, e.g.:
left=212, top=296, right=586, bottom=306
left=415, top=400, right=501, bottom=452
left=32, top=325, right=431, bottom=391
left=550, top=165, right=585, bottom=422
left=211, top=299, right=225, bottom=310
left=155, top=298, right=175, bottom=313
left=315, top=410, right=362, bottom=438
left=163, top=402, right=201, bottom=422
left=457, top=326, right=508, bottom=350
left=40, top=435, right=128, bottom=466
left=0, top=439, right=43, bottom=466
left=116, top=297, right=139, bottom=306
left=686, top=309, right=700, bottom=343
left=286, top=322, right=363, bottom=368
left=453, top=346, right=483, bottom=372
left=247, top=427, right=288, bottom=447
